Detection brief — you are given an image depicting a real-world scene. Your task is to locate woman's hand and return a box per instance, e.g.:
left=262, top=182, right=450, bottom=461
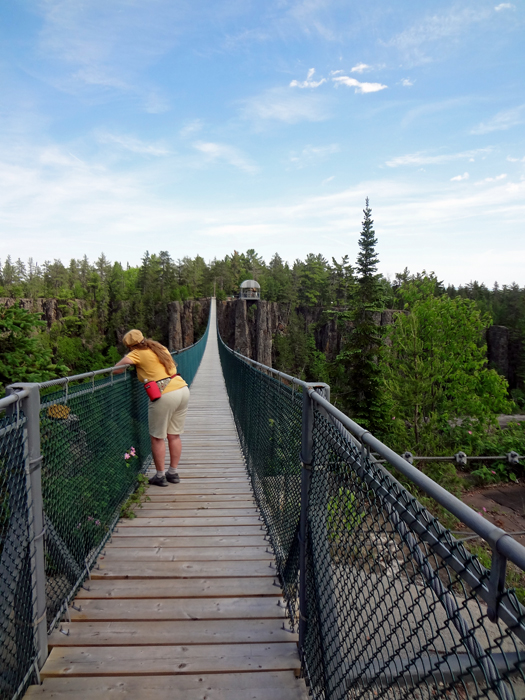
left=113, top=355, right=135, bottom=374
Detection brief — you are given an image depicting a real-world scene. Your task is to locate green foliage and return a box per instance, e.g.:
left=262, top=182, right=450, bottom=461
left=327, top=488, right=365, bottom=542
left=120, top=474, right=150, bottom=518
left=421, top=462, right=467, bottom=497
left=381, top=287, right=513, bottom=453
left=0, top=305, right=68, bottom=392
left=333, top=198, right=386, bottom=430
left=470, top=463, right=517, bottom=485
left=273, top=312, right=329, bottom=382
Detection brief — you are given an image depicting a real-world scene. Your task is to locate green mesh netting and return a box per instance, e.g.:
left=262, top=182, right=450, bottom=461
left=218, top=331, right=525, bottom=700
left=0, top=407, right=36, bottom=700
left=0, top=304, right=210, bottom=700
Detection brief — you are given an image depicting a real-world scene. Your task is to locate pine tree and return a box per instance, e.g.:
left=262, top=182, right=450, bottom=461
left=356, top=198, right=379, bottom=283
left=335, top=198, right=385, bottom=430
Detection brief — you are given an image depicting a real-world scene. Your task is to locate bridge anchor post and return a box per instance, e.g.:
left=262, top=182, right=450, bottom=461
left=7, top=383, right=48, bottom=674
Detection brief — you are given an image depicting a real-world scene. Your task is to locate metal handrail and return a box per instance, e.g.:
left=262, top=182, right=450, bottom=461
left=307, top=389, right=525, bottom=570
left=0, top=389, right=30, bottom=409
left=221, top=339, right=525, bottom=569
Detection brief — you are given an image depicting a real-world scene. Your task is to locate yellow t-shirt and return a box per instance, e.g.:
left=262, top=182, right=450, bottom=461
left=126, top=347, right=187, bottom=394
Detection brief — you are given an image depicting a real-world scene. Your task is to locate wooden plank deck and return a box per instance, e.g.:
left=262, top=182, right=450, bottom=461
left=26, top=299, right=307, bottom=700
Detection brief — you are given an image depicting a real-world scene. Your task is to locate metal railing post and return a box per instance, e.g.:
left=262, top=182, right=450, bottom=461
left=299, top=387, right=314, bottom=656
left=8, top=383, right=48, bottom=670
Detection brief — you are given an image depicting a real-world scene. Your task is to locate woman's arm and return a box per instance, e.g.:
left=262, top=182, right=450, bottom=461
left=113, top=355, right=135, bottom=375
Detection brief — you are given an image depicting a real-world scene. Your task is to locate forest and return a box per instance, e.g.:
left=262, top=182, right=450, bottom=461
left=1, top=201, right=525, bottom=469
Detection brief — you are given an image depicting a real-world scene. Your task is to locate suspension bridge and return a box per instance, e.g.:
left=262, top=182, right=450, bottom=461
left=1, top=299, right=525, bottom=700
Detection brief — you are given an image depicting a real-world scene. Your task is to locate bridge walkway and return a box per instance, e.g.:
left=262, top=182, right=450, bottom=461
left=25, top=300, right=306, bottom=699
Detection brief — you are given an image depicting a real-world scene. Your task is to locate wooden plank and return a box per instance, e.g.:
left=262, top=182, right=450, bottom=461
left=25, top=671, right=308, bottom=699
left=174, top=470, right=247, bottom=475
left=145, top=487, right=253, bottom=494
left=111, top=527, right=263, bottom=537
left=132, top=509, right=258, bottom=518
left=118, top=517, right=261, bottom=527
left=92, top=560, right=276, bottom=579
left=75, top=578, right=281, bottom=599
left=103, top=533, right=268, bottom=553
left=139, top=501, right=256, bottom=510
left=143, top=494, right=254, bottom=502
left=101, top=547, right=272, bottom=561
left=40, top=643, right=301, bottom=677
left=162, top=479, right=249, bottom=484
left=106, top=536, right=267, bottom=548
left=49, top=619, right=297, bottom=647
left=68, top=597, right=286, bottom=621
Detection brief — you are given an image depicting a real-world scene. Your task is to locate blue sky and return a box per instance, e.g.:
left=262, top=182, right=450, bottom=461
left=1, top=0, right=524, bottom=285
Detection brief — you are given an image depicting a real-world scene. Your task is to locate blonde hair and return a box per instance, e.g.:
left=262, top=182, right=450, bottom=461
left=128, top=338, right=176, bottom=374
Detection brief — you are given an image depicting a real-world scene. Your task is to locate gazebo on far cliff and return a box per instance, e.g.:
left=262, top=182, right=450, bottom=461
left=239, top=279, right=260, bottom=300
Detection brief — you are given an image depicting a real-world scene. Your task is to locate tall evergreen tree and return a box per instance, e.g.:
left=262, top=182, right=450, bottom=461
left=335, top=198, right=386, bottom=430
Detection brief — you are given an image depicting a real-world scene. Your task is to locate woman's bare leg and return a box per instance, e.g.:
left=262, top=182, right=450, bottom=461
left=151, top=435, right=166, bottom=474
left=167, top=434, right=182, bottom=470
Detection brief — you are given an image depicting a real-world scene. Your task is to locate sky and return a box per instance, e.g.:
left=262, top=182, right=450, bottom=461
left=0, top=0, right=524, bottom=286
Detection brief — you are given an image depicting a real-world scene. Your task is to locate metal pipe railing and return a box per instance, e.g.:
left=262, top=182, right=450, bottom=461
left=218, top=334, right=525, bottom=697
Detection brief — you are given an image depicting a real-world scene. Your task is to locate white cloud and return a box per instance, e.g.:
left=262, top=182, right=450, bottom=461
left=507, top=155, right=525, bottom=162
left=350, top=63, right=370, bottom=74
left=34, top=0, right=183, bottom=112
left=322, top=175, right=335, bottom=185
left=241, top=88, right=330, bottom=124
left=96, top=132, right=170, bottom=156
left=386, top=148, right=492, bottom=167
left=39, top=148, right=86, bottom=168
left=2, top=142, right=525, bottom=286
left=332, top=76, right=387, bottom=94
left=290, top=68, right=326, bottom=89
left=143, top=90, right=170, bottom=114
left=400, top=78, right=414, bottom=87
left=385, top=8, right=490, bottom=64
left=193, top=141, right=258, bottom=174
left=494, top=3, right=515, bottom=10
left=476, top=174, right=507, bottom=184
left=471, top=106, right=525, bottom=134
left=451, top=172, right=469, bottom=181
left=180, top=120, right=204, bottom=138
left=289, top=144, right=340, bottom=167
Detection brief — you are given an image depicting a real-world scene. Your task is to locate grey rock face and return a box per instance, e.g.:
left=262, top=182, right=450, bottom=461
left=487, top=325, right=509, bottom=378
left=234, top=299, right=251, bottom=357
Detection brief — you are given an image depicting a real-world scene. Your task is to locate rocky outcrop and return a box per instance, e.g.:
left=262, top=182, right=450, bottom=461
left=215, top=300, right=518, bottom=387
left=167, top=298, right=210, bottom=351
left=0, top=297, right=87, bottom=328
left=217, top=299, right=284, bottom=365
left=487, top=325, right=509, bottom=378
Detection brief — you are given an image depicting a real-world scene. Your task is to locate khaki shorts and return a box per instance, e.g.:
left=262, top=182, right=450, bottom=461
left=148, top=386, right=190, bottom=439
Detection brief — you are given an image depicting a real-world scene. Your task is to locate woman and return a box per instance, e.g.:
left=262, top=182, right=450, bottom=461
left=115, top=329, right=190, bottom=487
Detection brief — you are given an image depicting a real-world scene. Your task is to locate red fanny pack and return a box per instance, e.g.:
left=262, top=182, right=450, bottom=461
left=144, top=374, right=180, bottom=402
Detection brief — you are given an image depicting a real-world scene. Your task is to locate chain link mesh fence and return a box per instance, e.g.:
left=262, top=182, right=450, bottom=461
left=218, top=332, right=525, bottom=700
left=171, top=312, right=210, bottom=386
left=218, top=335, right=303, bottom=617
left=0, top=397, right=37, bottom=700
left=0, top=305, right=210, bottom=700
left=39, top=369, right=150, bottom=630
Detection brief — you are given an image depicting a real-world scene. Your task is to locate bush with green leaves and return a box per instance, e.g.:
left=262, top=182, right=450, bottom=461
left=381, top=284, right=513, bottom=454
left=0, top=305, right=68, bottom=393
left=327, top=487, right=365, bottom=543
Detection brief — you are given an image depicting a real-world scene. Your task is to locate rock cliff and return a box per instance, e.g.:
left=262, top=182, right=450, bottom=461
left=167, top=298, right=211, bottom=351
left=214, top=300, right=518, bottom=387
left=0, top=297, right=88, bottom=327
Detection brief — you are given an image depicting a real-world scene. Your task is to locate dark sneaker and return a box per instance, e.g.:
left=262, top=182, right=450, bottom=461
left=166, top=471, right=180, bottom=484
left=148, top=473, right=168, bottom=487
